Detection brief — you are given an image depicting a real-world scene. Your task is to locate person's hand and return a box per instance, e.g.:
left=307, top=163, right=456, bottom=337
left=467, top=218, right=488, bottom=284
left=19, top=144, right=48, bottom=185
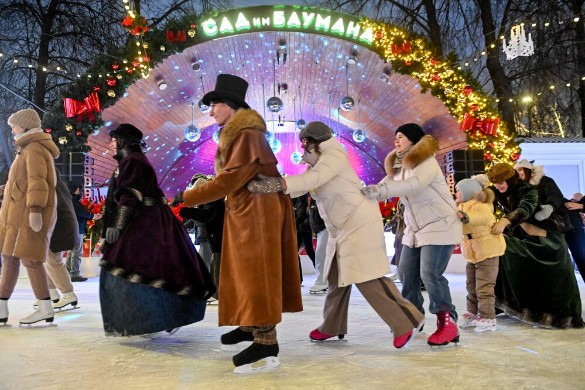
left=93, top=213, right=103, bottom=220
left=29, top=213, right=42, bottom=232
left=565, top=201, right=583, bottom=211
left=361, top=185, right=381, bottom=199
left=247, top=174, right=285, bottom=193
left=105, top=227, right=121, bottom=243
left=491, top=217, right=510, bottom=234
left=534, top=204, right=553, bottom=221
left=171, top=191, right=184, bottom=207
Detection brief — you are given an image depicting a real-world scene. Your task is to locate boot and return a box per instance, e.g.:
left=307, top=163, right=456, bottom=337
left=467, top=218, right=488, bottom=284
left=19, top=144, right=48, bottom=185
left=220, top=327, right=254, bottom=351
left=232, top=343, right=280, bottom=374
left=20, top=299, right=54, bottom=325
left=427, top=312, right=459, bottom=346
left=33, top=289, right=60, bottom=308
left=0, top=299, right=8, bottom=324
left=53, top=292, right=78, bottom=310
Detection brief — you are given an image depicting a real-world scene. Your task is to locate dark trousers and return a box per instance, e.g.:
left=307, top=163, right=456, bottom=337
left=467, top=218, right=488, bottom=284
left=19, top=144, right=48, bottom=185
left=566, top=226, right=585, bottom=283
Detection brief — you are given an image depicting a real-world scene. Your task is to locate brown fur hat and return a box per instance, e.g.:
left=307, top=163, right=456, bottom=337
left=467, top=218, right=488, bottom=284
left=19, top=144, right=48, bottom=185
left=487, top=162, right=515, bottom=183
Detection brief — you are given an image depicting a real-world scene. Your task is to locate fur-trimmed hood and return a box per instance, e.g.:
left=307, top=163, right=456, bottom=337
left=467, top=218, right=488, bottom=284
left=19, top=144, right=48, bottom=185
left=215, top=108, right=266, bottom=172
left=471, top=187, right=496, bottom=204
left=384, top=135, right=438, bottom=174
left=529, top=165, right=545, bottom=186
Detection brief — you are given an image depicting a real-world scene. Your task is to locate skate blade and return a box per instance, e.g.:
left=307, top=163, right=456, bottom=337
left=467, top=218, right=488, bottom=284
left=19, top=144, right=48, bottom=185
left=55, top=305, right=80, bottom=312
left=19, top=321, right=57, bottom=328
left=220, top=341, right=253, bottom=352
left=233, top=356, right=280, bottom=375
left=309, top=290, right=327, bottom=294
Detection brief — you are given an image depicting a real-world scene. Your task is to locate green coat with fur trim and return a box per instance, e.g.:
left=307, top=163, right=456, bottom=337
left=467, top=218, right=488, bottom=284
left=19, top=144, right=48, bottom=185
left=182, top=109, right=303, bottom=326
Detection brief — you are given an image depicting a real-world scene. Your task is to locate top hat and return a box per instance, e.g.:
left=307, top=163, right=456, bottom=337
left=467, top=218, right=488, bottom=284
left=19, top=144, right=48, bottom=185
left=201, top=74, right=250, bottom=109
left=109, top=123, right=143, bottom=142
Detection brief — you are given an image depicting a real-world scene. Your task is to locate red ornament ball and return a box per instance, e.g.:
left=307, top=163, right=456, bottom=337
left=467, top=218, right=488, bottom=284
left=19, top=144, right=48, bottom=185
left=92, top=86, right=101, bottom=92
left=431, top=74, right=441, bottom=81
left=470, top=103, right=479, bottom=111
left=76, top=131, right=82, bottom=136
left=112, top=63, right=120, bottom=70
left=375, top=30, right=383, bottom=40
left=404, top=61, right=412, bottom=66
left=45, top=128, right=53, bottom=134
left=463, top=85, right=473, bottom=96
left=106, top=77, right=117, bottom=87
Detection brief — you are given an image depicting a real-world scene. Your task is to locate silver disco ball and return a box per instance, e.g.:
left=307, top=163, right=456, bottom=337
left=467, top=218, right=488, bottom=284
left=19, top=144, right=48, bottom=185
left=296, top=119, right=307, bottom=130
left=352, top=129, right=366, bottom=143
left=198, top=99, right=210, bottom=114
left=184, top=125, right=201, bottom=142
left=340, top=96, right=355, bottom=111
left=266, top=96, right=284, bottom=113
left=290, top=151, right=303, bottom=164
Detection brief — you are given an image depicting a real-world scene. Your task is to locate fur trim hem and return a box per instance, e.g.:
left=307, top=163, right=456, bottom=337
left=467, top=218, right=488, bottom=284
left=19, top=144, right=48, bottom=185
left=496, top=300, right=584, bottom=329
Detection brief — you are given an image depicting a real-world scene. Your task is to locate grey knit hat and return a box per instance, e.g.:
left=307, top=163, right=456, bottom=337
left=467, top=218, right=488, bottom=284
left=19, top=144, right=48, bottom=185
left=299, top=121, right=333, bottom=142
left=456, top=178, right=483, bottom=202
left=8, top=108, right=42, bottom=130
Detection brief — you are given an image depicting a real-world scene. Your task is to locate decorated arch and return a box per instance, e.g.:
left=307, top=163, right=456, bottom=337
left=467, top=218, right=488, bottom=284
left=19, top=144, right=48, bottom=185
left=42, top=5, right=520, bottom=196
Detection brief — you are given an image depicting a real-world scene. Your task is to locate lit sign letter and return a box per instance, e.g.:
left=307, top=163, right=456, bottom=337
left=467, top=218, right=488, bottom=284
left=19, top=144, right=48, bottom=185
left=252, top=17, right=261, bottom=28
left=287, top=11, right=302, bottom=28
left=315, top=14, right=331, bottom=31
left=273, top=11, right=285, bottom=27
left=202, top=18, right=218, bottom=36
left=262, top=17, right=270, bottom=26
left=346, top=21, right=360, bottom=39
left=330, top=17, right=345, bottom=35
left=359, top=27, right=373, bottom=45
left=302, top=12, right=315, bottom=28
left=219, top=17, right=234, bottom=34
left=235, top=13, right=251, bottom=30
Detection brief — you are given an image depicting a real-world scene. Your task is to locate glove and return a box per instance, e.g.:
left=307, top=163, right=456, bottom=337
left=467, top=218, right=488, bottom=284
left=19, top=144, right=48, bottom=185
left=247, top=174, right=284, bottom=193
left=361, top=183, right=390, bottom=200
left=105, top=227, right=121, bottom=243
left=171, top=191, right=184, bottom=207
left=29, top=213, right=42, bottom=232
left=491, top=217, right=510, bottom=235
left=534, top=204, right=553, bottom=221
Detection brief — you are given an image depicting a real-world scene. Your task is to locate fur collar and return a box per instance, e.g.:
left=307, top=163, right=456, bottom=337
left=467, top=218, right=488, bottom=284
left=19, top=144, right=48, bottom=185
left=384, top=135, right=438, bottom=174
left=471, top=187, right=495, bottom=204
left=529, top=165, right=544, bottom=186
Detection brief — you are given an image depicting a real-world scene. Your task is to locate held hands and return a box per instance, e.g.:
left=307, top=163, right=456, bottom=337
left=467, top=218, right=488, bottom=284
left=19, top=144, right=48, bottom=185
left=491, top=217, right=510, bottom=235
left=534, top=204, right=554, bottom=221
left=29, top=212, right=43, bottom=232
left=360, top=183, right=390, bottom=201
left=105, top=227, right=121, bottom=244
left=247, top=174, right=285, bottom=193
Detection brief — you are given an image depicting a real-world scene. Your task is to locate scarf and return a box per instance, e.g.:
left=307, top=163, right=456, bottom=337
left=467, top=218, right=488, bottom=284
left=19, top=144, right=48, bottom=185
left=393, top=145, right=413, bottom=169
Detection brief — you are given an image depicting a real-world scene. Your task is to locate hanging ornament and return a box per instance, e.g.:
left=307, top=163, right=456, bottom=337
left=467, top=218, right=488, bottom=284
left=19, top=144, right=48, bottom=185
left=296, top=119, right=306, bottom=130
left=116, top=74, right=123, bottom=80
left=469, top=103, right=479, bottom=111
left=65, top=123, right=73, bottom=131
left=58, top=136, right=68, bottom=145
left=352, top=129, right=366, bottom=143
left=106, top=77, right=117, bottom=87
left=463, top=85, right=473, bottom=96
left=92, top=86, right=101, bottom=92
left=375, top=30, right=384, bottom=40
left=503, top=25, right=534, bottom=60
left=76, top=130, right=82, bottom=136
left=431, top=73, right=441, bottom=82
left=107, top=89, right=116, bottom=98
left=184, top=103, right=201, bottom=142
left=270, top=138, right=282, bottom=154
left=188, top=24, right=196, bottom=37
left=290, top=151, right=302, bottom=164
left=266, top=96, right=283, bottom=113
left=265, top=130, right=275, bottom=144
left=340, top=96, right=355, bottom=111
left=212, top=129, right=220, bottom=144
left=197, top=77, right=210, bottom=113
left=45, top=128, right=53, bottom=134
left=404, top=61, right=412, bottom=66
left=92, top=128, right=100, bottom=136
left=112, top=63, right=120, bottom=70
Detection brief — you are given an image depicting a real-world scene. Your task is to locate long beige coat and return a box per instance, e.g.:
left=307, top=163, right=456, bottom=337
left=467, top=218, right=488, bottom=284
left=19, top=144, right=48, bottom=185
left=0, top=129, right=59, bottom=261
left=182, top=109, right=302, bottom=326
left=285, top=137, right=390, bottom=287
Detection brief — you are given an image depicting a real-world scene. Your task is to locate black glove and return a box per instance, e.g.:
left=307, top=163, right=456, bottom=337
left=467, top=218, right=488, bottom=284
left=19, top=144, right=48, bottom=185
left=172, top=191, right=184, bottom=207
left=105, top=227, right=121, bottom=243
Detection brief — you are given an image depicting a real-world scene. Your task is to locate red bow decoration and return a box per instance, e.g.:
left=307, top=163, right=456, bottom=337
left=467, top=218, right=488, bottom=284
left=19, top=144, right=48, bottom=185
left=460, top=113, right=499, bottom=136
left=166, top=30, right=186, bottom=42
left=64, top=92, right=102, bottom=122
left=391, top=41, right=412, bottom=55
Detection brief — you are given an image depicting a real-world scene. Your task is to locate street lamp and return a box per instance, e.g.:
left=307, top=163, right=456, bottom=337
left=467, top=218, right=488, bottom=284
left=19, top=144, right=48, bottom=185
left=521, top=95, right=533, bottom=137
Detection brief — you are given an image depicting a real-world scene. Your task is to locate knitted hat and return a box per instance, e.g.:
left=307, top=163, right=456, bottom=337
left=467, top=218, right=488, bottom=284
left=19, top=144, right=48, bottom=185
left=395, top=123, right=425, bottom=144
left=456, top=174, right=488, bottom=202
left=8, top=108, right=42, bottom=130
left=299, top=121, right=333, bottom=142
left=514, top=159, right=534, bottom=170
left=487, top=163, right=515, bottom=183
left=109, top=123, right=143, bottom=142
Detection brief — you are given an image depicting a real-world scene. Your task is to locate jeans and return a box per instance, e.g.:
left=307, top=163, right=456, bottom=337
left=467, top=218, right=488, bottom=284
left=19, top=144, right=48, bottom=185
left=398, top=244, right=457, bottom=320
left=66, top=234, right=84, bottom=278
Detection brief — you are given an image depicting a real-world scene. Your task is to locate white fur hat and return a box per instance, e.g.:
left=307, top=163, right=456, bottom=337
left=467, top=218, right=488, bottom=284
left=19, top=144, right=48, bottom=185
left=514, top=159, right=534, bottom=170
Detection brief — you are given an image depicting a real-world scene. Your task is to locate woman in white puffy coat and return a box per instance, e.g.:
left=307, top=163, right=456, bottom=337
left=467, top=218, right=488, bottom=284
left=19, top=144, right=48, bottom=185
left=248, top=121, right=424, bottom=349
left=362, top=123, right=462, bottom=346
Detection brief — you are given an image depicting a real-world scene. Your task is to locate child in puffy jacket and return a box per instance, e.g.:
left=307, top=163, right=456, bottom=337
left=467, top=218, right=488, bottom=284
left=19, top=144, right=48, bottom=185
left=455, top=174, right=506, bottom=333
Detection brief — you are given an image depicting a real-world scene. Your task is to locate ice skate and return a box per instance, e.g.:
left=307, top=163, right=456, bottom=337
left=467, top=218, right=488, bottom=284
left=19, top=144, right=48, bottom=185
left=309, top=328, right=345, bottom=342
left=233, top=343, right=280, bottom=375
left=459, top=312, right=478, bottom=329
left=0, top=300, right=8, bottom=325
left=309, top=284, right=328, bottom=294
left=220, top=327, right=254, bottom=351
left=53, top=292, right=79, bottom=311
left=428, top=312, right=459, bottom=347
left=33, top=289, right=60, bottom=308
left=474, top=318, right=497, bottom=333
left=19, top=300, right=54, bottom=326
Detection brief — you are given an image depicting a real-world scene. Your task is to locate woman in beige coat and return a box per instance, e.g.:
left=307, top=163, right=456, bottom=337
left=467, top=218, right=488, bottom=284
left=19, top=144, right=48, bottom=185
left=248, top=121, right=424, bottom=349
left=0, top=109, right=59, bottom=326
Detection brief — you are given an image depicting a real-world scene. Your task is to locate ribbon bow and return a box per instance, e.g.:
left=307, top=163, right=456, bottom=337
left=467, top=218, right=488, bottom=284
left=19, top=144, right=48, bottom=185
left=460, top=113, right=499, bottom=136
left=64, top=92, right=101, bottom=122
left=166, top=30, right=186, bottom=42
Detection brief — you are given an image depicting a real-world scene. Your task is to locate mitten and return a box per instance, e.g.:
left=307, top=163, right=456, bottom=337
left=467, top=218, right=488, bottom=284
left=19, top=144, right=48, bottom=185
left=105, top=227, right=121, bottom=243
left=361, top=183, right=390, bottom=200
left=247, top=174, right=284, bottom=193
left=29, top=213, right=43, bottom=232
left=491, top=217, right=510, bottom=235
left=534, top=204, right=553, bottom=221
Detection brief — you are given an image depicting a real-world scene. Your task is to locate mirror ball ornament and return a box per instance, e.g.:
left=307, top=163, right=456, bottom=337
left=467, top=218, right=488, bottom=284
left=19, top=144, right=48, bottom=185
left=290, top=151, right=302, bottom=164
left=340, top=96, right=355, bottom=111
left=212, top=129, right=220, bottom=144
left=270, top=138, right=282, bottom=154
left=352, top=129, right=366, bottom=143
left=184, top=125, right=201, bottom=142
left=198, top=99, right=210, bottom=114
left=296, top=119, right=307, bottom=129
left=266, top=96, right=284, bottom=113
left=265, top=130, right=275, bottom=144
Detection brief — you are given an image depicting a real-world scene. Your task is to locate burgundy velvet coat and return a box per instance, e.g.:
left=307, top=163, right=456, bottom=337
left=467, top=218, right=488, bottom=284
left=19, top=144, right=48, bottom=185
left=182, top=109, right=302, bottom=326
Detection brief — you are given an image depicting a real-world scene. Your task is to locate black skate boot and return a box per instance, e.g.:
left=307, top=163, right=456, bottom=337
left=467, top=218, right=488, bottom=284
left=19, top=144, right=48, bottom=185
left=232, top=343, right=280, bottom=374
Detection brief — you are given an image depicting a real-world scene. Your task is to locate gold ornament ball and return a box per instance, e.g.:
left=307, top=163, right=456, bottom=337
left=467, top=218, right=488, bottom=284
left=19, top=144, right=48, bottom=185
left=107, top=89, right=116, bottom=98
left=58, top=136, right=68, bottom=145
left=65, top=123, right=73, bottom=131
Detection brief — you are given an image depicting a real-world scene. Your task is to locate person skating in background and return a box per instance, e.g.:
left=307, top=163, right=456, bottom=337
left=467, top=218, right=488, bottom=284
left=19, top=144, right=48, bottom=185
left=564, top=193, right=585, bottom=283
left=67, top=181, right=102, bottom=282
left=487, top=162, right=583, bottom=328
left=179, top=173, right=225, bottom=303
left=99, top=123, right=215, bottom=337
left=0, top=108, right=59, bottom=325
left=248, top=121, right=424, bottom=349
left=455, top=174, right=506, bottom=333
left=173, top=74, right=302, bottom=374
left=362, top=123, right=462, bottom=346
left=308, top=197, right=328, bottom=293
left=294, top=193, right=316, bottom=286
